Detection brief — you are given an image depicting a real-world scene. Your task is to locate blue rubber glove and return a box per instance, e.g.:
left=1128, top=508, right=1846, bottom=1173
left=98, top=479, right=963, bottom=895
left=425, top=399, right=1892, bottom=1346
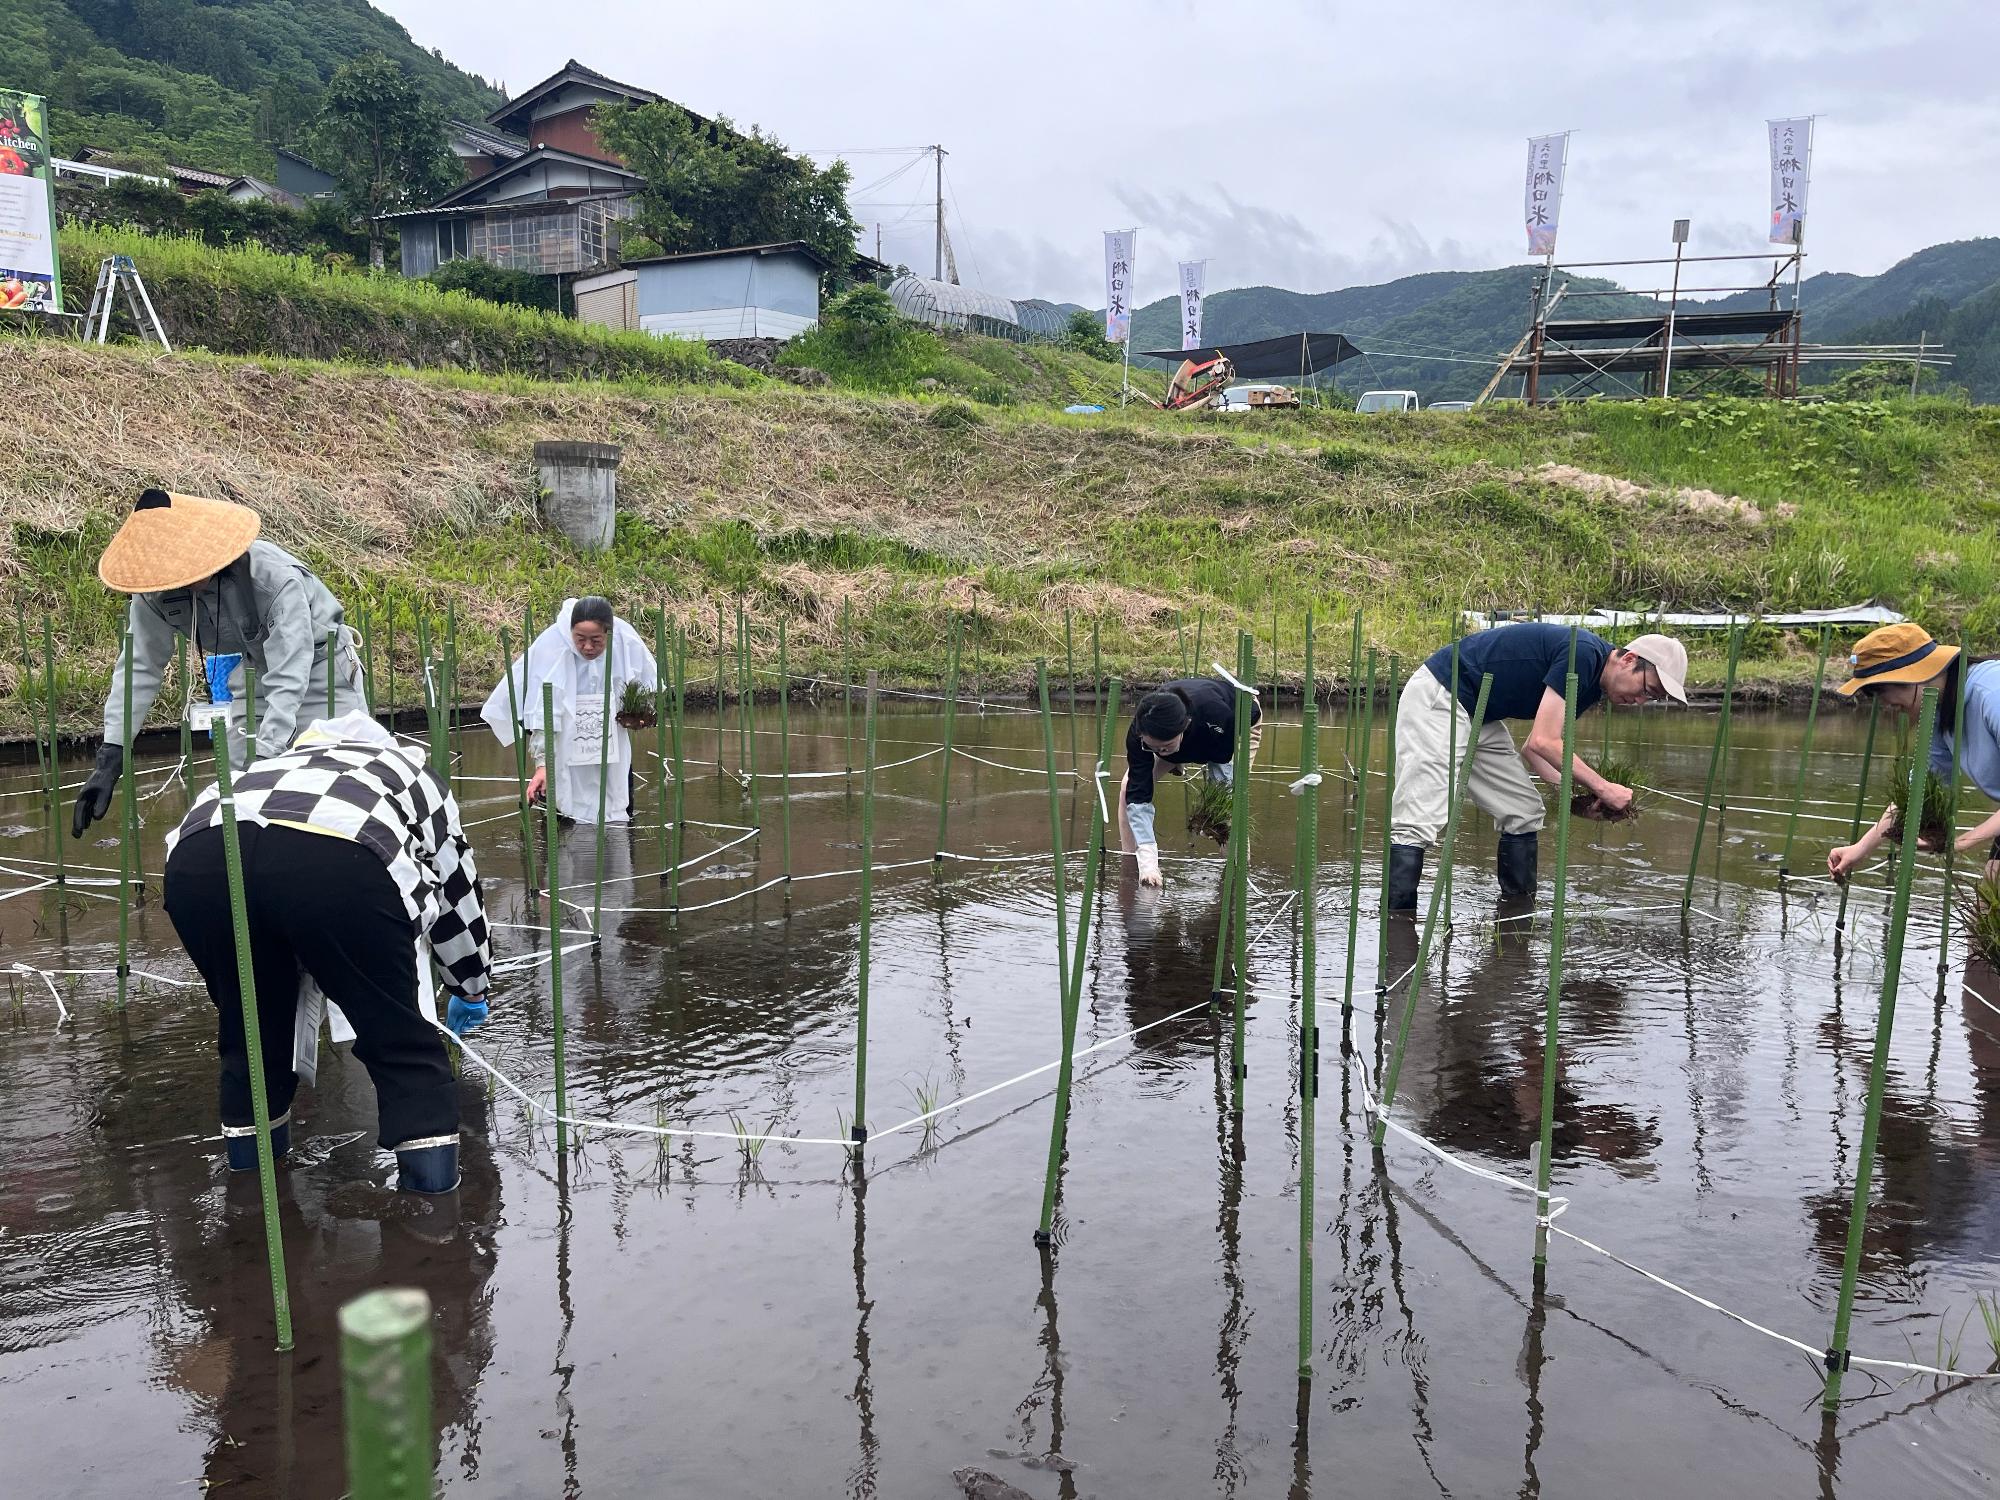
left=446, top=996, right=488, bottom=1037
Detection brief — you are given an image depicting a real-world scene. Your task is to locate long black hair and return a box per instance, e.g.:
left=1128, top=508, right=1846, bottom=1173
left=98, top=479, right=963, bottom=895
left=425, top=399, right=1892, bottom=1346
left=1935, top=655, right=1993, bottom=738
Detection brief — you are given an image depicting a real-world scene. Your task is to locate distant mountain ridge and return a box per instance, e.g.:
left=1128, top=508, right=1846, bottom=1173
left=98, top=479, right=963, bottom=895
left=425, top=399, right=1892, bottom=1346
left=1126, top=238, right=2000, bottom=402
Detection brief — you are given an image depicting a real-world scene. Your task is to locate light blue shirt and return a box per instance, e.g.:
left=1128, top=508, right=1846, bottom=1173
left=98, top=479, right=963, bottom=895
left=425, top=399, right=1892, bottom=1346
left=1931, top=661, right=2000, bottom=800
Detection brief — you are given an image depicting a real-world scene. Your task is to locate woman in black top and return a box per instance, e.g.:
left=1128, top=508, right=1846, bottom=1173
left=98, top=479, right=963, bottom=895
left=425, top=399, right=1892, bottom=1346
left=1118, top=678, right=1261, bottom=887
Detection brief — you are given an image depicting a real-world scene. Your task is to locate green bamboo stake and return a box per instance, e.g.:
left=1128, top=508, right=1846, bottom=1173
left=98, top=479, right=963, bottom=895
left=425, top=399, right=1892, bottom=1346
left=444, top=600, right=460, bottom=772
left=653, top=608, right=671, bottom=879
left=1680, top=620, right=1742, bottom=922
left=324, top=627, right=338, bottom=721
left=117, top=630, right=135, bottom=1006
left=1192, top=610, right=1205, bottom=681
left=41, top=614, right=67, bottom=927
left=1091, top=618, right=1102, bottom=718
left=1177, top=614, right=1186, bottom=678
left=1346, top=610, right=1363, bottom=766
left=544, top=682, right=568, bottom=1155
left=412, top=612, right=438, bottom=777
left=1271, top=603, right=1280, bottom=701
left=1034, top=677, right=1118, bottom=1245
left=851, top=671, right=880, bottom=1150
left=1443, top=627, right=1460, bottom=929
left=1341, top=648, right=1377, bottom=1048
left=1376, top=652, right=1401, bottom=993
left=15, top=599, right=47, bottom=795
left=360, top=603, right=376, bottom=717
left=1374, top=673, right=1492, bottom=1146
left=591, top=627, right=613, bottom=942
left=842, top=597, right=855, bottom=775
left=778, top=616, right=793, bottom=880
left=1295, top=673, right=1321, bottom=1380
left=1293, top=610, right=1316, bottom=909
left=174, top=620, right=193, bottom=775
left=1824, top=686, right=1937, bottom=1410
left=1779, top=625, right=1832, bottom=879
left=210, top=729, right=294, bottom=1350
left=1937, top=630, right=1972, bottom=975
left=1533, top=667, right=1579, bottom=1266
left=1033, top=652, right=1076, bottom=1090
left=715, top=603, right=727, bottom=781
left=670, top=626, right=686, bottom=913
left=935, top=619, right=962, bottom=859
left=384, top=601, right=396, bottom=732
left=1064, top=603, right=1078, bottom=770
left=244, top=659, right=257, bottom=746
left=1229, top=633, right=1256, bottom=1115
left=1835, top=697, right=1883, bottom=936
left=501, top=627, right=536, bottom=890
left=740, top=604, right=760, bottom=830
left=339, top=1287, right=432, bottom=1498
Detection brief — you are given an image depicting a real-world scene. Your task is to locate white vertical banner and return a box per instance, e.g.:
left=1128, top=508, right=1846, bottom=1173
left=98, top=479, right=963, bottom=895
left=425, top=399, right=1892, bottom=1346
left=1103, top=229, right=1136, bottom=344
left=1178, top=260, right=1206, bottom=350
left=1767, top=117, right=1812, bottom=245
left=1524, top=133, right=1567, bottom=256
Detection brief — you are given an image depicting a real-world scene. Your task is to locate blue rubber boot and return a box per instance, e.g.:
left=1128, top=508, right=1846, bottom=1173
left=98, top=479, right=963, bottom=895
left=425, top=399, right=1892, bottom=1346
left=395, top=1137, right=461, bottom=1194
left=223, top=1112, right=289, bottom=1171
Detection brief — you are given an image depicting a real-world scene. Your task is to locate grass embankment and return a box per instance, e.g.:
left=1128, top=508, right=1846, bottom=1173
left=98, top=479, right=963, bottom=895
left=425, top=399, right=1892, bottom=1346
left=55, top=225, right=736, bottom=386
left=1, top=338, right=1996, bottom=741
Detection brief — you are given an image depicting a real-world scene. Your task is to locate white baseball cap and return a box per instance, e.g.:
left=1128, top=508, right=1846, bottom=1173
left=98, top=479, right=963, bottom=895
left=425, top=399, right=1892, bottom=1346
left=1622, top=633, right=1689, bottom=704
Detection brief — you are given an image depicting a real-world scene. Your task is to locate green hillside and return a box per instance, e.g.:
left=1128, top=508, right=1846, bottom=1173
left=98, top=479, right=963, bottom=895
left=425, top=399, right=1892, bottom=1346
left=0, top=0, right=501, bottom=175
left=1128, top=238, right=2000, bottom=403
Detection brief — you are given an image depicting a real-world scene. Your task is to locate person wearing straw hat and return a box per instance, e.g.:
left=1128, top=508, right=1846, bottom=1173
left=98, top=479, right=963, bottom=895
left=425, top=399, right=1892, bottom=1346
left=72, top=488, right=365, bottom=836
left=1387, top=622, right=1690, bottom=910
left=1828, top=625, right=2000, bottom=883
left=1118, top=674, right=1263, bottom=888
left=161, top=712, right=493, bottom=1193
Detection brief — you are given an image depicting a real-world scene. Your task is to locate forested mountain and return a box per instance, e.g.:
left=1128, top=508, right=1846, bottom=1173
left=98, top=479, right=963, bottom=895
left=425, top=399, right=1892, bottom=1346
left=0, top=0, right=500, bottom=175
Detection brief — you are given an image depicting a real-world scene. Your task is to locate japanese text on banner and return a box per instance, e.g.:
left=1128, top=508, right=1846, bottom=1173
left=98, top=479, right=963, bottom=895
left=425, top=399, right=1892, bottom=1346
left=1103, top=230, right=1136, bottom=344
left=1178, top=260, right=1205, bottom=350
left=1767, top=117, right=1811, bottom=245
left=1524, top=133, right=1567, bottom=257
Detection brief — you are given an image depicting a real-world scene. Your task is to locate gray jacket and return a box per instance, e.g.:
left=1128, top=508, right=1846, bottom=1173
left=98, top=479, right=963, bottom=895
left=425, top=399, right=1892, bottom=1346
left=104, top=538, right=346, bottom=760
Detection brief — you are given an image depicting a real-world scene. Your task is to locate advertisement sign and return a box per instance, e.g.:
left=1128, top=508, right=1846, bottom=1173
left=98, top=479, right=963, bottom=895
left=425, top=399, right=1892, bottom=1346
left=1768, top=117, right=1812, bottom=245
left=1178, top=259, right=1205, bottom=350
left=1103, top=229, right=1135, bottom=343
left=0, top=90, right=62, bottom=314
left=1524, top=133, right=1567, bottom=257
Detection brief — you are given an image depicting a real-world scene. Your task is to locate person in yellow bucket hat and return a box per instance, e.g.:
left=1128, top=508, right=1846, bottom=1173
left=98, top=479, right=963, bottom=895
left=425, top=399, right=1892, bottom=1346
left=1828, top=624, right=2000, bottom=883
left=73, top=488, right=365, bottom=837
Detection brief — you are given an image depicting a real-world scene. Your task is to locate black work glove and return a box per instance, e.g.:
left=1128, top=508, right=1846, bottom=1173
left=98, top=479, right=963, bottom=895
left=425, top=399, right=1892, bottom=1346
left=71, top=742, right=124, bottom=839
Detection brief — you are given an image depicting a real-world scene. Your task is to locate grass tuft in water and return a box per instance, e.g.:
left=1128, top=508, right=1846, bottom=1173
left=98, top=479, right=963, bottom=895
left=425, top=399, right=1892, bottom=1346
left=1186, top=775, right=1234, bottom=845
left=1963, top=879, right=2000, bottom=968
left=1572, top=752, right=1648, bottom=822
left=1889, top=751, right=1954, bottom=842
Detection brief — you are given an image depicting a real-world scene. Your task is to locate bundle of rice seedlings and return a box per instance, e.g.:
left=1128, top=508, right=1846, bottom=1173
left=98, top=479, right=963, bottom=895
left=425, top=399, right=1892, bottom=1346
left=1963, top=877, right=2000, bottom=968
left=1889, top=752, right=1953, bottom=843
left=1186, top=775, right=1234, bottom=845
left=1571, top=753, right=1646, bottom=822
left=616, top=677, right=657, bottom=729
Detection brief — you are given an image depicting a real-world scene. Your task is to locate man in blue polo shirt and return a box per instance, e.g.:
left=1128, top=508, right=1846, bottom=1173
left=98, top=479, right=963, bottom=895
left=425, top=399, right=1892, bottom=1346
left=1388, top=622, right=1689, bottom=909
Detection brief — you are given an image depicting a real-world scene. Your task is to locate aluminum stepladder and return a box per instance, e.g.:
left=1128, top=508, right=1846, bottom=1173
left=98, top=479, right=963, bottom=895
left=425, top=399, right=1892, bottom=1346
left=83, top=254, right=172, bottom=352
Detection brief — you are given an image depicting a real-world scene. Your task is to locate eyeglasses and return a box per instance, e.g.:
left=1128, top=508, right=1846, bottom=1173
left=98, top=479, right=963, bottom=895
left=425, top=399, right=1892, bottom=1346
left=1638, top=665, right=1668, bottom=702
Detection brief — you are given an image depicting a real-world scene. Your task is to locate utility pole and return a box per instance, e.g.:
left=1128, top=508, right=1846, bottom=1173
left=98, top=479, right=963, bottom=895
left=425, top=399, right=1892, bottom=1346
left=875, top=223, right=881, bottom=261
left=1661, top=218, right=1689, bottom=399
left=933, top=144, right=947, bottom=282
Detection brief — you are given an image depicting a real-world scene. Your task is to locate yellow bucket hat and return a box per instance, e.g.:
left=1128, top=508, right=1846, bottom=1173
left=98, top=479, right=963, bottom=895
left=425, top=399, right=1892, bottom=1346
left=98, top=488, right=261, bottom=595
left=1835, top=623, right=1958, bottom=697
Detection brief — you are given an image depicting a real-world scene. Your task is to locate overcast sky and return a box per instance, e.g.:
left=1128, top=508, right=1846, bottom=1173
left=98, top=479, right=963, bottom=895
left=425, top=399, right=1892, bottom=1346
left=385, top=1, right=1998, bottom=308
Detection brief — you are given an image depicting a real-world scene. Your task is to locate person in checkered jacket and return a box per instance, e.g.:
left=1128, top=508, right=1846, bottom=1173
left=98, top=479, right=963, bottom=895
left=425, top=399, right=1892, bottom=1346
left=163, top=713, right=493, bottom=1194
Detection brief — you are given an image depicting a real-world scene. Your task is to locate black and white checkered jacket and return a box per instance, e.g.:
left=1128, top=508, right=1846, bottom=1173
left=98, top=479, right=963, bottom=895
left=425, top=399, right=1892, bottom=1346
left=167, top=741, right=492, bottom=997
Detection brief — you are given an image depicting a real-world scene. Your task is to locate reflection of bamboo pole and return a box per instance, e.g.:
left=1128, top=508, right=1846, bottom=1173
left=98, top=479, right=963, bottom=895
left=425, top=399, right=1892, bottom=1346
left=1680, top=620, right=1741, bottom=923
left=1443, top=628, right=1460, bottom=929
left=851, top=671, right=880, bottom=1150
left=670, top=627, right=687, bottom=915
left=211, top=728, right=293, bottom=1350
left=1374, top=673, right=1492, bottom=1144
left=652, top=611, right=669, bottom=880
left=1779, top=626, right=1831, bottom=878
left=544, top=682, right=568, bottom=1156
left=591, top=632, right=612, bottom=941
left=1836, top=697, right=1882, bottom=936
left=1823, top=686, right=1936, bottom=1409
left=1533, top=667, right=1578, bottom=1266
left=1036, top=677, right=1119, bottom=1244
left=339, top=1288, right=431, bottom=1496
left=778, top=617, right=793, bottom=880
left=1340, top=649, right=1376, bottom=1049
left=41, top=614, right=67, bottom=936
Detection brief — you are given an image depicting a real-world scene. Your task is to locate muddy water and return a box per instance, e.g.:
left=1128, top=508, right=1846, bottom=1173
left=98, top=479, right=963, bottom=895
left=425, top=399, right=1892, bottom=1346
left=3, top=696, right=1999, bottom=1498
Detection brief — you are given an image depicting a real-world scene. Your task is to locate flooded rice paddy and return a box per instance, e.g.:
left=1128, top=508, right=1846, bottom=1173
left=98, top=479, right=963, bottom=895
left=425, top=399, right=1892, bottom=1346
left=3, top=695, right=1999, bottom=1498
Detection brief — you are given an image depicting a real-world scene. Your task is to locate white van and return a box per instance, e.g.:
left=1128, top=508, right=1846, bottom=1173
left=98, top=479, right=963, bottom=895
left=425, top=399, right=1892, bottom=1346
left=1355, top=390, right=1420, bottom=413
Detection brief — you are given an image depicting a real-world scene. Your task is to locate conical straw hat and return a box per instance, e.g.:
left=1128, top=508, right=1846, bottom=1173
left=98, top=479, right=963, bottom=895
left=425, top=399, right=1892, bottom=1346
left=97, top=489, right=261, bottom=594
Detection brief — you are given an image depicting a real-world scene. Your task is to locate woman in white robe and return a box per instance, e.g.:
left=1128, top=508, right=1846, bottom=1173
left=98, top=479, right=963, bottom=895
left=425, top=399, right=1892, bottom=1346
left=479, top=597, right=658, bottom=824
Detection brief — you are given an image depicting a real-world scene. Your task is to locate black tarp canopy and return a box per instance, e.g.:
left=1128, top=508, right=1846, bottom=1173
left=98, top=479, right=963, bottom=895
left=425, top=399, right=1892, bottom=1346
left=1136, top=331, right=1360, bottom=380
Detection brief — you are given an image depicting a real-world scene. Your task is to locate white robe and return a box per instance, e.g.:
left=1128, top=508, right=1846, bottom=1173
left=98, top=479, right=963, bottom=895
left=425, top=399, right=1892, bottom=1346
left=479, top=601, right=658, bottom=825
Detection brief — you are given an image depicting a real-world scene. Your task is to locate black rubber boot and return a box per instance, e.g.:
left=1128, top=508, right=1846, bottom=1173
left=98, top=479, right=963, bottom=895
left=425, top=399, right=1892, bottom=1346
left=1388, top=844, right=1425, bottom=913
left=1497, top=831, right=1539, bottom=901
left=395, top=1140, right=461, bottom=1194
left=223, top=1112, right=289, bottom=1171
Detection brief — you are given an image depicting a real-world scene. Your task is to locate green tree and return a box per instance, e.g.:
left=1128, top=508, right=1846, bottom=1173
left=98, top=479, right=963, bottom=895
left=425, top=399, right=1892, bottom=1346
left=591, top=101, right=860, bottom=278
left=1821, top=359, right=1941, bottom=400
left=1060, top=308, right=1120, bottom=362
left=305, top=53, right=456, bottom=268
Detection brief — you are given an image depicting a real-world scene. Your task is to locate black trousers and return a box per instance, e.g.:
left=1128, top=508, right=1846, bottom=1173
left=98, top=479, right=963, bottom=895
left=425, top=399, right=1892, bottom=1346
left=163, top=822, right=457, bottom=1150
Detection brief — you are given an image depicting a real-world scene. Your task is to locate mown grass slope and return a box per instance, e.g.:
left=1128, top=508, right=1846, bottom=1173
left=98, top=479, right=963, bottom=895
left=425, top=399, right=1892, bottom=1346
left=2, top=337, right=1995, bottom=739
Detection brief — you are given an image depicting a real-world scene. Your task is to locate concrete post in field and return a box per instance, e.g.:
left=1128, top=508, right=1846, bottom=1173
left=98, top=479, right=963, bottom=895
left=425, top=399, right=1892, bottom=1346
left=533, top=441, right=622, bottom=552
